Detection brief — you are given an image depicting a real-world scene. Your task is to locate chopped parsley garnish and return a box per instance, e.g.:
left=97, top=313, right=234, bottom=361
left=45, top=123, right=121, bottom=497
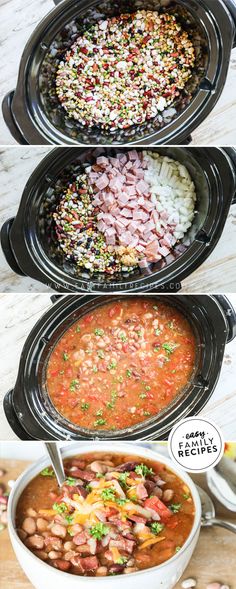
left=126, top=369, right=132, bottom=377
left=145, top=385, right=151, bottom=391
left=96, top=409, right=103, bottom=416
left=108, top=361, right=117, bottom=370
left=96, top=473, right=104, bottom=479
left=40, top=467, right=55, bottom=477
left=86, top=484, right=92, bottom=492
left=53, top=502, right=68, bottom=514
left=119, top=332, right=127, bottom=342
left=97, top=350, right=105, bottom=359
left=101, top=488, right=116, bottom=501
left=94, top=418, right=106, bottom=426
left=63, top=352, right=69, bottom=361
left=65, top=514, right=74, bottom=524
left=70, top=379, right=80, bottom=392
left=170, top=503, right=182, bottom=513
left=149, top=522, right=164, bottom=535
left=139, top=393, right=147, bottom=399
left=81, top=402, right=89, bottom=411
left=117, top=556, right=128, bottom=564
left=115, top=498, right=129, bottom=506
left=135, top=464, right=154, bottom=477
left=107, top=401, right=114, bottom=409
left=94, top=328, right=104, bottom=336
left=162, top=343, right=176, bottom=355
left=75, top=326, right=81, bottom=333
left=183, top=493, right=191, bottom=500
left=66, top=477, right=77, bottom=486
left=89, top=523, right=110, bottom=540
left=155, top=328, right=161, bottom=336
left=93, top=366, right=98, bottom=373
left=143, top=410, right=151, bottom=416
left=118, top=472, right=129, bottom=488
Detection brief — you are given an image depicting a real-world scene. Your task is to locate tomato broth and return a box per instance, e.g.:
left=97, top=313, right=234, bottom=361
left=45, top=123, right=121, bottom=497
left=16, top=452, right=195, bottom=576
left=46, top=299, right=196, bottom=430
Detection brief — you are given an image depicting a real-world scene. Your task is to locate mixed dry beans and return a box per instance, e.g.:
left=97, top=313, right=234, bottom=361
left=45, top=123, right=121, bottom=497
left=56, top=10, right=195, bottom=131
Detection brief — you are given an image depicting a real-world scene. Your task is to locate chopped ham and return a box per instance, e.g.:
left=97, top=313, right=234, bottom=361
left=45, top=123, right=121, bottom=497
left=71, top=555, right=99, bottom=571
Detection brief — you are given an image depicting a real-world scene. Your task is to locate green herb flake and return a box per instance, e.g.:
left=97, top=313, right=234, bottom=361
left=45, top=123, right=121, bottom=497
left=101, top=488, right=116, bottom=501
left=108, top=361, right=117, bottom=370
left=65, top=514, right=74, bottom=524
left=70, top=379, right=80, bottom=392
left=66, top=477, right=77, bottom=486
left=117, top=556, right=128, bottom=564
left=139, top=393, right=147, bottom=399
left=155, top=328, right=161, bottom=336
left=135, top=464, right=154, bottom=477
left=183, top=493, right=191, bottom=500
left=115, top=498, right=129, bottom=506
left=63, top=352, right=69, bottom=361
left=89, top=523, right=110, bottom=540
left=126, top=369, right=132, bottom=378
left=94, top=418, right=106, bottom=427
left=53, top=502, right=68, bottom=514
left=94, top=328, right=104, bottom=336
left=97, top=350, right=105, bottom=359
left=75, top=326, right=81, bottom=333
left=162, top=343, right=176, bottom=355
left=40, top=467, right=55, bottom=477
left=170, top=503, right=182, bottom=513
left=149, top=522, right=164, bottom=535
left=118, top=472, right=129, bottom=488
left=96, top=409, right=103, bottom=417
left=81, top=402, right=90, bottom=411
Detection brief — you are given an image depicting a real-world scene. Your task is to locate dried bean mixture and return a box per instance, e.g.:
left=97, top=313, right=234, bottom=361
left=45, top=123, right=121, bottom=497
left=16, top=453, right=195, bottom=576
left=56, top=10, right=195, bottom=131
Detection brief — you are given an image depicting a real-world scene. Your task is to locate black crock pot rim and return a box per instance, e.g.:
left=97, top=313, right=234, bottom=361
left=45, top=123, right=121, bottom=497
left=7, top=0, right=236, bottom=145
left=7, top=293, right=232, bottom=441
left=5, top=145, right=236, bottom=293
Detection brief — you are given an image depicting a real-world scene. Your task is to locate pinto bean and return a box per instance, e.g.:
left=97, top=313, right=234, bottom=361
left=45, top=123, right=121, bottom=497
left=64, top=541, right=76, bottom=551
left=34, top=550, right=47, bottom=561
left=163, top=489, right=174, bottom=502
left=22, top=517, right=36, bottom=535
left=51, top=524, right=67, bottom=538
left=48, top=551, right=63, bottom=560
left=64, top=550, right=77, bottom=561
left=90, top=461, right=111, bottom=474
left=17, top=529, right=27, bottom=541
left=36, top=518, right=49, bottom=532
left=96, top=566, right=108, bottom=576
left=26, top=508, right=37, bottom=517
left=25, top=535, right=44, bottom=550
left=124, top=567, right=137, bottom=574
left=52, top=559, right=71, bottom=571
left=70, top=524, right=82, bottom=535
left=44, top=536, right=62, bottom=550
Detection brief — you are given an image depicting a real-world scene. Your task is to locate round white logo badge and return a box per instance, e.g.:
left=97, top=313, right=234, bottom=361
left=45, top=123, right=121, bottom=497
left=168, top=417, right=224, bottom=473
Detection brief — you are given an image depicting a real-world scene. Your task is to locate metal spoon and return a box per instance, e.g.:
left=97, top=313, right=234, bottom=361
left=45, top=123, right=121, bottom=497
left=44, top=442, right=66, bottom=487
left=197, top=485, right=236, bottom=534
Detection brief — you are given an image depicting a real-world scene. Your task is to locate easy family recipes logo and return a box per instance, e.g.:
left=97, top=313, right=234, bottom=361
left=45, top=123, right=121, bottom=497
left=168, top=418, right=224, bottom=472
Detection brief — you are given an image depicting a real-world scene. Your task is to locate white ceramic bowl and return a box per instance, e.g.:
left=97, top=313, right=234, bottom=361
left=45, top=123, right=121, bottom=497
left=8, top=443, right=201, bottom=589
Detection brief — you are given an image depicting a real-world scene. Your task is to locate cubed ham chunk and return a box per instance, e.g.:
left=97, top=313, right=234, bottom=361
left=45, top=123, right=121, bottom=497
left=71, top=555, right=99, bottom=571
left=109, top=538, right=135, bottom=554
left=95, top=173, right=109, bottom=190
left=136, top=483, right=148, bottom=500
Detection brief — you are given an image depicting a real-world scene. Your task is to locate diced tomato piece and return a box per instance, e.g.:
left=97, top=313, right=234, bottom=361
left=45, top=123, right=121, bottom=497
left=144, top=496, right=172, bottom=523
left=109, top=304, right=121, bottom=318
left=82, top=314, right=94, bottom=325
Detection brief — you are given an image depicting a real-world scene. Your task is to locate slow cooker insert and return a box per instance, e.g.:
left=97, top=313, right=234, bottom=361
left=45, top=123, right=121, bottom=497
left=3, top=293, right=236, bottom=440
left=2, top=0, right=236, bottom=145
left=1, top=146, right=236, bottom=293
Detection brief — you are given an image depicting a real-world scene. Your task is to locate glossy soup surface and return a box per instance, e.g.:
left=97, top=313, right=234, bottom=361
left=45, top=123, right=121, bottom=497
left=16, top=452, right=195, bottom=577
left=46, top=299, right=196, bottom=430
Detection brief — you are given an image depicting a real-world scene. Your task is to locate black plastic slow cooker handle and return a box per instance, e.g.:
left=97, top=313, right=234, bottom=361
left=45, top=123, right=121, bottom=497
left=214, top=295, right=236, bottom=343
left=223, top=148, right=236, bottom=204
left=2, top=91, right=28, bottom=145
left=223, top=0, right=236, bottom=47
left=0, top=218, right=26, bottom=276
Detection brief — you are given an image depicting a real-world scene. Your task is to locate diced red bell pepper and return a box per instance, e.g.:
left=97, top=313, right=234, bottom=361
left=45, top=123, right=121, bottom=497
left=144, top=496, right=172, bottom=523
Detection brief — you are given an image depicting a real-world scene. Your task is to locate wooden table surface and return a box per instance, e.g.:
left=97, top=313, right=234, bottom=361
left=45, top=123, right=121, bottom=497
left=0, top=458, right=235, bottom=589
left=0, top=146, right=236, bottom=293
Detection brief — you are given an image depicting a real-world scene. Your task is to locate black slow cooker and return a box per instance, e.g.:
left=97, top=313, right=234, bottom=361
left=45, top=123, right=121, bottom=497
left=1, top=146, right=236, bottom=293
left=3, top=294, right=236, bottom=441
left=2, top=0, right=236, bottom=145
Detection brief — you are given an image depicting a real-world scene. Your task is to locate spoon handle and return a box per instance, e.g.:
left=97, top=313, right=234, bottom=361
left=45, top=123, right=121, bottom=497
left=205, top=518, right=236, bottom=534
left=44, top=442, right=65, bottom=487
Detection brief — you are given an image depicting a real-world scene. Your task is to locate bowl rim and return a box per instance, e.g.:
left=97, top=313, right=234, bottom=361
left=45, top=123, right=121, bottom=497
left=8, top=442, right=201, bottom=582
